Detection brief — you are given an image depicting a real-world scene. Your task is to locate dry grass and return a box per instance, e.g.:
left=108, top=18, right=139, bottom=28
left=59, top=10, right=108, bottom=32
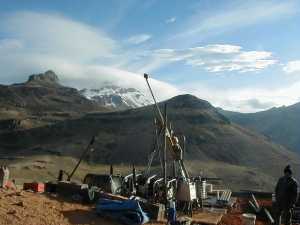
left=1, top=155, right=278, bottom=191
left=4, top=155, right=146, bottom=185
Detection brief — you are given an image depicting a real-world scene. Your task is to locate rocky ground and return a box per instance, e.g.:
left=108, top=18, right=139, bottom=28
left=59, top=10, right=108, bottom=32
left=0, top=189, right=119, bottom=225
left=0, top=187, right=271, bottom=225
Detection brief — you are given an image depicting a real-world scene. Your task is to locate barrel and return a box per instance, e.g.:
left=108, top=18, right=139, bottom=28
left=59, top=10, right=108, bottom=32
left=196, top=180, right=207, bottom=199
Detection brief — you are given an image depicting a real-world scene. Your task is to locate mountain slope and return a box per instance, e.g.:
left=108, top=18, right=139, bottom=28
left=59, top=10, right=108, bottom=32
left=220, top=103, right=300, bottom=153
left=1, top=94, right=299, bottom=190
left=0, top=70, right=107, bottom=131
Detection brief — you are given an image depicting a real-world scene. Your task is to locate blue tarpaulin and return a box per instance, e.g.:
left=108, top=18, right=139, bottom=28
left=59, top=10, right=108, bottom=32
left=96, top=198, right=150, bottom=225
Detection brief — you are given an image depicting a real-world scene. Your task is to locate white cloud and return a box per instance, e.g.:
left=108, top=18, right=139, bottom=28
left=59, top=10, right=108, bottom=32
left=0, top=11, right=177, bottom=101
left=0, top=11, right=298, bottom=113
left=126, top=34, right=152, bottom=45
left=173, top=1, right=298, bottom=42
left=133, top=44, right=276, bottom=73
left=0, top=11, right=116, bottom=61
left=0, top=39, right=23, bottom=50
left=283, top=60, right=300, bottom=74
left=165, top=17, right=176, bottom=24
left=192, top=44, right=241, bottom=54
left=181, top=81, right=300, bottom=112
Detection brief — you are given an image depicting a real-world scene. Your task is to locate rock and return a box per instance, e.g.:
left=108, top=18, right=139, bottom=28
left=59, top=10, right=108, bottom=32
left=7, top=209, right=16, bottom=214
left=14, top=201, right=24, bottom=207
left=27, top=70, right=60, bottom=85
left=16, top=191, right=23, bottom=196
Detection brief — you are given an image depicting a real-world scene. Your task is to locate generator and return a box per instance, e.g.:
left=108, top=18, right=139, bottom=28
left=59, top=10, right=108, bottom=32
left=83, top=174, right=123, bottom=195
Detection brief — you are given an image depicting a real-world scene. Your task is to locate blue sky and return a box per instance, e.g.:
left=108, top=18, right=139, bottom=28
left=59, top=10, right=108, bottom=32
left=0, top=0, right=300, bottom=112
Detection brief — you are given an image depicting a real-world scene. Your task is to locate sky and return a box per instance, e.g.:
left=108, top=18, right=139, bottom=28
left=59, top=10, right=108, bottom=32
left=0, top=0, right=300, bottom=112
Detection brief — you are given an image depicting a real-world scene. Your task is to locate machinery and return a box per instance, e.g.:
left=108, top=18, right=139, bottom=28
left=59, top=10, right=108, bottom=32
left=83, top=173, right=123, bottom=195
left=66, top=136, right=96, bottom=181
left=138, top=73, right=198, bottom=210
left=54, top=136, right=123, bottom=201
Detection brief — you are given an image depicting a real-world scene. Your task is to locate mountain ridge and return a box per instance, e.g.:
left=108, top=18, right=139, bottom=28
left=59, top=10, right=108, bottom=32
left=219, top=102, right=300, bottom=153
left=1, top=70, right=299, bottom=190
left=0, top=93, right=299, bottom=190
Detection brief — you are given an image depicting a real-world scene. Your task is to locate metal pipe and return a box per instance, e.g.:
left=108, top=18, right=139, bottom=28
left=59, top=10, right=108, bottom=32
left=163, top=103, right=168, bottom=204
left=144, top=73, right=189, bottom=180
left=144, top=74, right=164, bottom=125
left=110, top=164, right=113, bottom=175
left=182, top=135, right=186, bottom=157
left=67, top=136, right=95, bottom=181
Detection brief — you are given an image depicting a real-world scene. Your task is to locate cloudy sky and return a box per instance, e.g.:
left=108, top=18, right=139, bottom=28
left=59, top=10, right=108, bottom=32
left=0, top=0, right=300, bottom=112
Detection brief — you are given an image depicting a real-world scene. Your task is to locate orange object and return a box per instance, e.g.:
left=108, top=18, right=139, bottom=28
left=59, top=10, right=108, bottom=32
left=5, top=180, right=16, bottom=190
left=23, top=182, right=45, bottom=193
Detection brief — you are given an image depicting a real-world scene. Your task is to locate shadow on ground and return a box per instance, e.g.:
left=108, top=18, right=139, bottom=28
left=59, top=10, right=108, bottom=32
left=62, top=209, right=120, bottom=225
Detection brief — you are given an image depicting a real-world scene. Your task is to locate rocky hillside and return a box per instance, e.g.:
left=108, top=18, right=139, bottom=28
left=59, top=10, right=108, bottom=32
left=1, top=94, right=299, bottom=190
left=0, top=70, right=107, bottom=131
left=80, top=85, right=152, bottom=110
left=220, top=102, right=300, bottom=154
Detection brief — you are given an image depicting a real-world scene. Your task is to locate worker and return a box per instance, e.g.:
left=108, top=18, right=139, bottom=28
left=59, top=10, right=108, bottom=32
left=167, top=199, right=176, bottom=225
left=275, top=165, right=298, bottom=225
left=171, top=133, right=183, bottom=161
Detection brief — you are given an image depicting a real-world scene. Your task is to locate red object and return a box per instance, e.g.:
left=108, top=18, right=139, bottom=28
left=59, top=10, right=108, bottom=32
left=23, top=182, right=45, bottom=193
left=5, top=180, right=16, bottom=190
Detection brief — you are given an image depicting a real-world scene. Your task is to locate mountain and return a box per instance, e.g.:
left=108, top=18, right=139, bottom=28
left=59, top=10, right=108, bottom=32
left=0, top=70, right=107, bottom=131
left=1, top=94, right=299, bottom=191
left=80, top=85, right=152, bottom=110
left=27, top=70, right=60, bottom=86
left=220, top=102, right=300, bottom=153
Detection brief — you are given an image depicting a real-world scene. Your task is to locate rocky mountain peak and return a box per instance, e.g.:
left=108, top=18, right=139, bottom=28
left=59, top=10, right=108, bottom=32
left=27, top=70, right=60, bottom=85
left=80, top=85, right=153, bottom=110
left=166, top=94, right=212, bottom=110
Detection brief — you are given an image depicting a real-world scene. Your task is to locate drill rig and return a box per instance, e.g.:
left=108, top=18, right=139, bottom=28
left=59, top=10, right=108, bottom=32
left=142, top=73, right=197, bottom=206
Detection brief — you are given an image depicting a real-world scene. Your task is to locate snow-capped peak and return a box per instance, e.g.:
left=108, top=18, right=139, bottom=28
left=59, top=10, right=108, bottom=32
left=80, top=85, right=153, bottom=110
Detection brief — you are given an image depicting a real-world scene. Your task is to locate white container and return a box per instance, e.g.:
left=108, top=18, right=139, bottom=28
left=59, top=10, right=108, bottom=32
left=202, top=181, right=207, bottom=199
left=196, top=180, right=207, bottom=199
left=242, top=213, right=256, bottom=225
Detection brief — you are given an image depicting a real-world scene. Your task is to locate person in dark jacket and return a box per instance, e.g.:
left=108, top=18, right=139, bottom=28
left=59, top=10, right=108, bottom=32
left=275, top=165, right=298, bottom=225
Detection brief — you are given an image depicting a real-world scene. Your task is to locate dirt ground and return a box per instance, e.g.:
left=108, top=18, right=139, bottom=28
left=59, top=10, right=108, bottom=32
left=0, top=189, right=120, bottom=225
left=0, top=187, right=272, bottom=225
left=0, top=188, right=168, bottom=225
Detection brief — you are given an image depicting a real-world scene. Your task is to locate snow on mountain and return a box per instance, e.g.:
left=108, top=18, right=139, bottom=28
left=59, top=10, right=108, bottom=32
left=80, top=85, right=153, bottom=110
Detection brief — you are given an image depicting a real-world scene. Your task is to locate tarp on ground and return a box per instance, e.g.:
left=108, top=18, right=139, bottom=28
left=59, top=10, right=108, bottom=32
left=96, top=198, right=149, bottom=225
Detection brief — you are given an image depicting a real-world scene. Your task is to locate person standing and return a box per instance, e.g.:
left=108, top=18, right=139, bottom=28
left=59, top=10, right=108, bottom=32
left=167, top=199, right=176, bottom=225
left=275, top=165, right=298, bottom=225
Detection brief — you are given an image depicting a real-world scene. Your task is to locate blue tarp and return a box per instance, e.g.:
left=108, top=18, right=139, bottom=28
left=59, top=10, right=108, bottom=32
left=96, top=198, right=150, bottom=225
